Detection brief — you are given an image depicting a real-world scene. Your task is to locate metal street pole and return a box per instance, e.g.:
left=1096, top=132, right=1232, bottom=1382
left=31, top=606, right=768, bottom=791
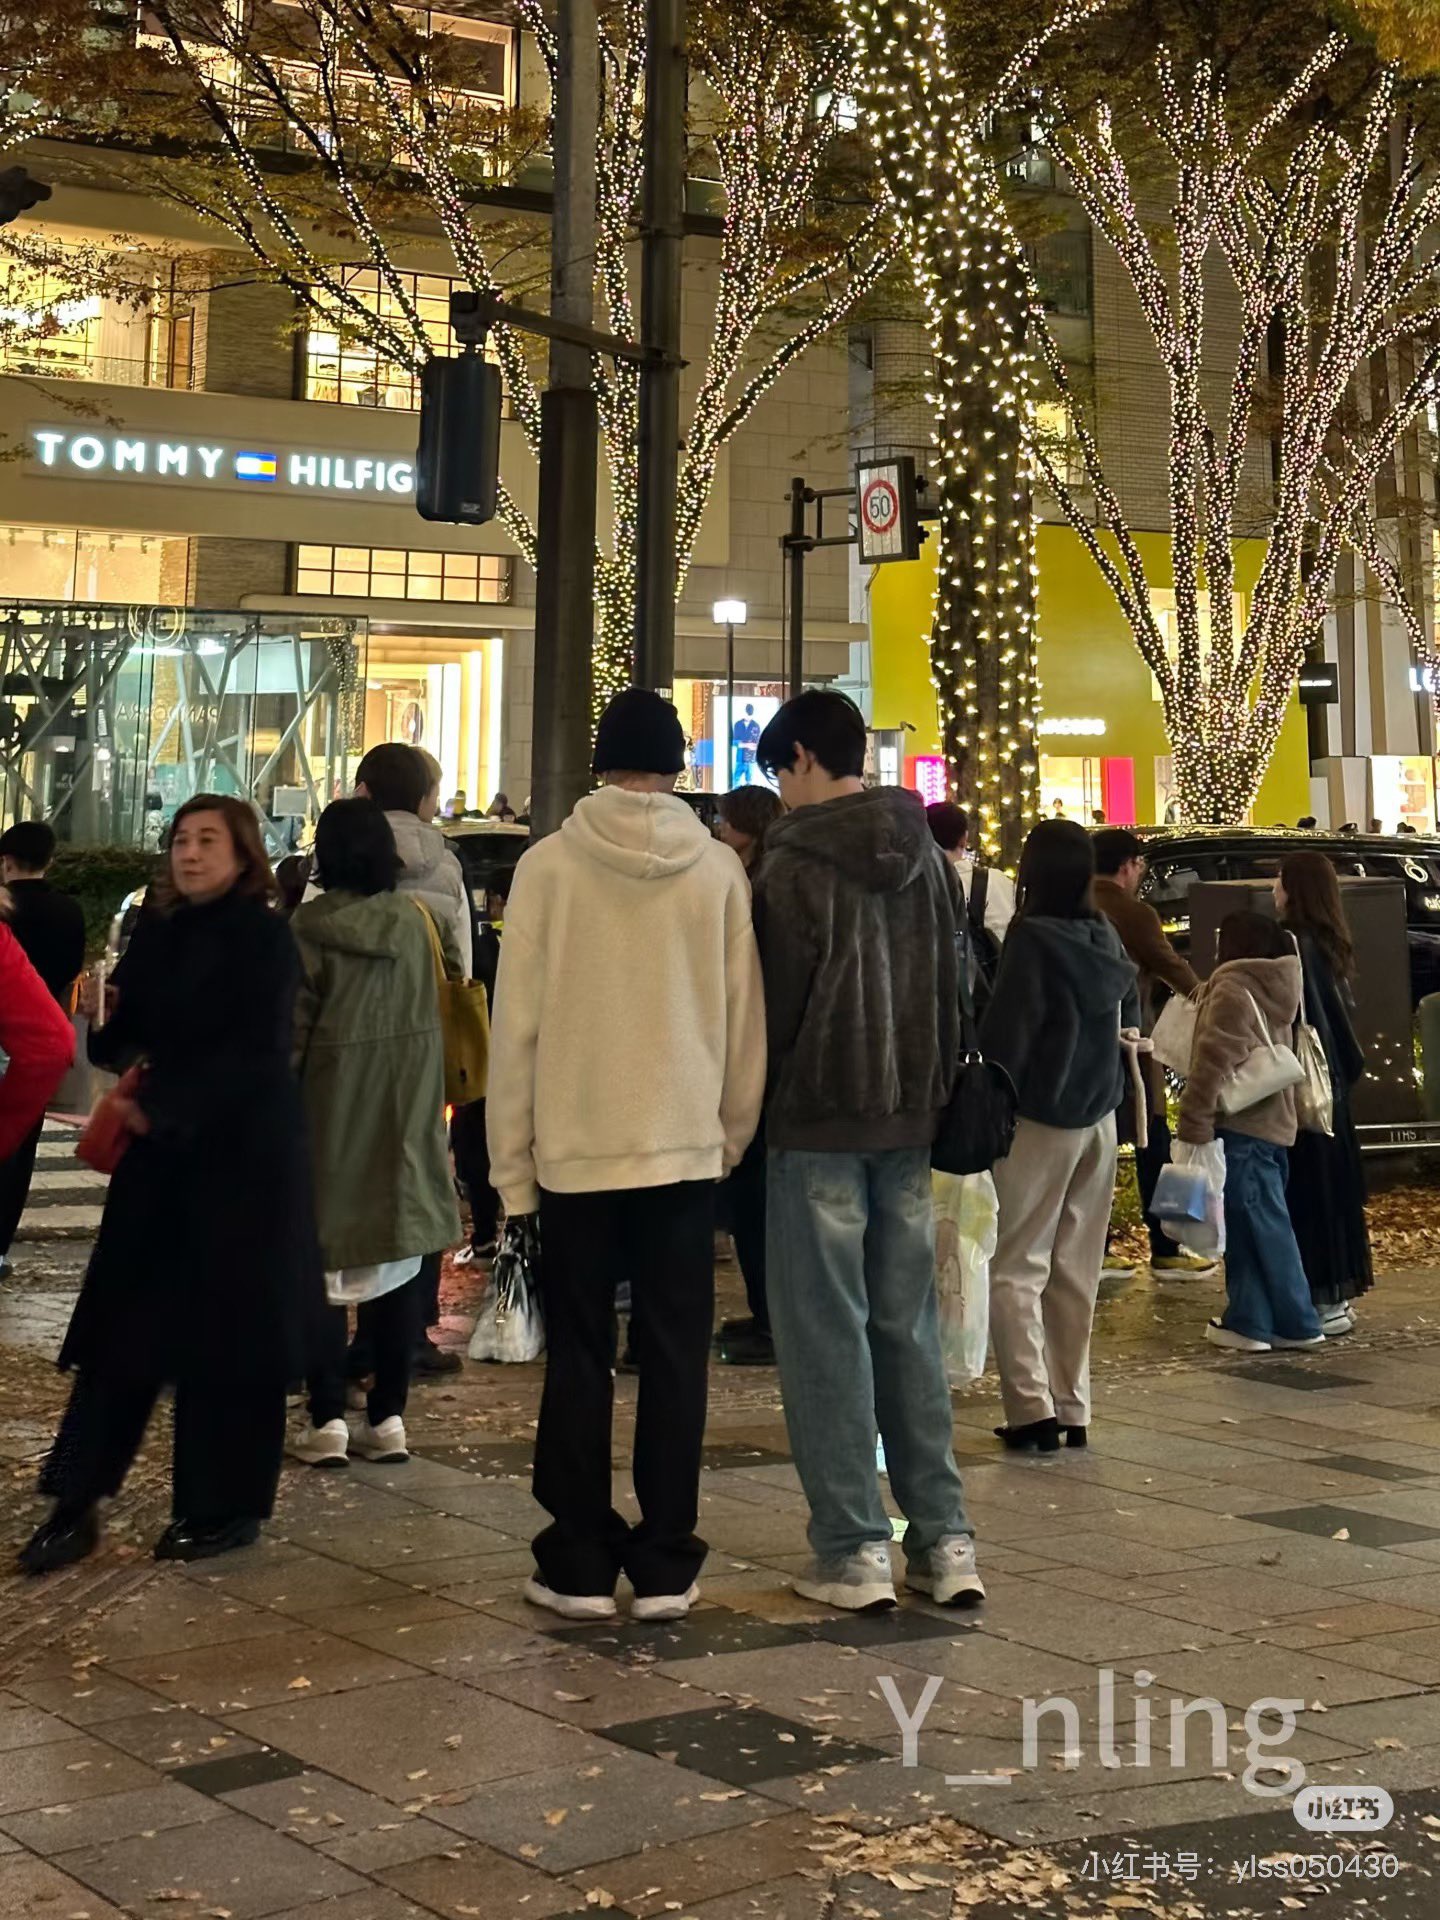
left=634, top=0, right=686, bottom=696
left=530, top=0, right=599, bottom=838
left=786, top=476, right=809, bottom=698
left=725, top=619, right=735, bottom=791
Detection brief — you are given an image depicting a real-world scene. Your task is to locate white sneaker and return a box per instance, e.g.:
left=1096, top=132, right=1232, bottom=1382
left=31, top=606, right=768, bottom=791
left=906, top=1535, right=985, bottom=1608
left=1270, top=1332, right=1326, bottom=1350
left=793, top=1542, right=896, bottom=1613
left=523, top=1577, right=617, bottom=1621
left=1206, top=1320, right=1272, bottom=1353
left=290, top=1419, right=350, bottom=1468
left=353, top=1415, right=409, bottom=1463
left=631, top=1584, right=699, bottom=1622
left=1323, top=1306, right=1356, bottom=1336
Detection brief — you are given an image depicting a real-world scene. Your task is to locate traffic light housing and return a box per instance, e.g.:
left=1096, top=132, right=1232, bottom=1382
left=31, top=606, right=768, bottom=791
left=0, top=168, right=52, bottom=228
left=416, top=354, right=502, bottom=525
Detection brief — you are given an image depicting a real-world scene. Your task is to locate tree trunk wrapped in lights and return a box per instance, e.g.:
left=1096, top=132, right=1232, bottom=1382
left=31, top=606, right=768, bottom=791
left=24, top=0, right=893, bottom=704
left=842, top=0, right=1093, bottom=863
left=1032, top=40, right=1440, bottom=823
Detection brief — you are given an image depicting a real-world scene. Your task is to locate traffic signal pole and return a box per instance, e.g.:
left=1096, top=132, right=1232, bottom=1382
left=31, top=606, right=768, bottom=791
left=529, top=0, right=598, bottom=839
left=633, top=0, right=687, bottom=697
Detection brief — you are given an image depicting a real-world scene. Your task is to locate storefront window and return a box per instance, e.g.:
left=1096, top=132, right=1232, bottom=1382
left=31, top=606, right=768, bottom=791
left=0, top=601, right=365, bottom=851
left=1039, top=755, right=1103, bottom=822
left=0, top=526, right=178, bottom=604
left=1373, top=755, right=1436, bottom=834
left=0, top=255, right=195, bottom=389
left=294, top=543, right=511, bottom=604
left=303, top=268, right=504, bottom=411
left=673, top=677, right=784, bottom=793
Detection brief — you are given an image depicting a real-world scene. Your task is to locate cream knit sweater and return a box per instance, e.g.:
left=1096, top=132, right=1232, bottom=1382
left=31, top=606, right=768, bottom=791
left=486, top=786, right=767, bottom=1214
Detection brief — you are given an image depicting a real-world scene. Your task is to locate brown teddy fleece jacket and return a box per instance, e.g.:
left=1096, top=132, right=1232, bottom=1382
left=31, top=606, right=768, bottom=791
left=1177, top=954, right=1303, bottom=1148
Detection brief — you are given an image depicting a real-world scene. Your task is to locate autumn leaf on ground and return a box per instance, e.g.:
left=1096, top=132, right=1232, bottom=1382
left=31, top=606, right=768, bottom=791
left=543, top=1807, right=569, bottom=1826
left=287, top=1677, right=312, bottom=1690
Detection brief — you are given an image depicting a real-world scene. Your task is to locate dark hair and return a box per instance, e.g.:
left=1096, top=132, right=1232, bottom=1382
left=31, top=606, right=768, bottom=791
left=153, top=794, right=276, bottom=912
left=1014, top=818, right=1095, bottom=920
left=926, top=802, right=968, bottom=852
left=1217, top=909, right=1290, bottom=965
left=314, top=797, right=399, bottom=896
left=1297, top=815, right=1317, bottom=830
left=355, top=742, right=430, bottom=815
left=1092, top=827, right=1144, bottom=876
left=0, top=820, right=56, bottom=871
left=718, top=785, right=782, bottom=848
left=756, top=689, right=866, bottom=782
left=1279, top=848, right=1354, bottom=981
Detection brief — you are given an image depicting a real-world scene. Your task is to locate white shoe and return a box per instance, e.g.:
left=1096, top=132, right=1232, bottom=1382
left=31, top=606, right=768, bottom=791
left=290, top=1419, right=349, bottom=1468
left=631, top=1583, right=699, bottom=1622
left=1323, top=1306, right=1356, bottom=1336
left=1270, top=1332, right=1326, bottom=1350
left=523, top=1577, right=617, bottom=1621
left=452, top=1244, right=478, bottom=1266
left=1206, top=1320, right=1272, bottom=1353
left=906, top=1535, right=985, bottom=1608
left=793, top=1542, right=896, bottom=1613
left=353, top=1415, right=409, bottom=1463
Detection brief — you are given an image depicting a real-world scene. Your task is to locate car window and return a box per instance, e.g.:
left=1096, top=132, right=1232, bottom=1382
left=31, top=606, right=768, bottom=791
left=1143, top=864, right=1202, bottom=912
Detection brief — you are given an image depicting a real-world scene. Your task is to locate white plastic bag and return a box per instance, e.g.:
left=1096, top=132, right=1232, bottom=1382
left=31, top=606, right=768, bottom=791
left=932, top=1169, right=996, bottom=1389
left=1164, top=1139, right=1226, bottom=1257
left=469, top=1215, right=545, bottom=1362
left=1150, top=993, right=1198, bottom=1075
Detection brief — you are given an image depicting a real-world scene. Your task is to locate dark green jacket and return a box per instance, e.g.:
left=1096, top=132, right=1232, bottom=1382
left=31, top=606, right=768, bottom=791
left=292, top=889, right=460, bottom=1270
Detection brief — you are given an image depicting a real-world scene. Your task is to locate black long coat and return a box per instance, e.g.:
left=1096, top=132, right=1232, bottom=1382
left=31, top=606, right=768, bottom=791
left=59, top=889, right=324, bottom=1387
left=1286, top=931, right=1373, bottom=1307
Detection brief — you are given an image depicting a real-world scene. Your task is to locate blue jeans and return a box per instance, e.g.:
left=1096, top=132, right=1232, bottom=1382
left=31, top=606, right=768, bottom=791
left=767, top=1146, right=971, bottom=1561
left=1220, top=1132, right=1324, bottom=1344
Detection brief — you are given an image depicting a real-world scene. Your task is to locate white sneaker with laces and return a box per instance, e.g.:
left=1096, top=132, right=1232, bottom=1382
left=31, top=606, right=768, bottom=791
left=793, top=1542, right=896, bottom=1613
left=906, top=1535, right=985, bottom=1607
left=354, top=1415, right=409, bottom=1463
left=290, top=1419, right=350, bottom=1468
left=631, top=1583, right=699, bottom=1622
left=1269, top=1332, right=1326, bottom=1350
left=1205, top=1319, right=1272, bottom=1353
left=523, top=1577, right=617, bottom=1621
left=1323, top=1306, right=1356, bottom=1336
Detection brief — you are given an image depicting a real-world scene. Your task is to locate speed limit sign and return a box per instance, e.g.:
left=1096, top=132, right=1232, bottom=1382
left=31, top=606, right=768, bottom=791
left=856, top=458, right=920, bottom=563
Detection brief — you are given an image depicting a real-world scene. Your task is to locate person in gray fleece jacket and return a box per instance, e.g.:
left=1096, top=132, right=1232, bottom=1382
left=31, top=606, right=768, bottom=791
left=978, top=820, right=1138, bottom=1454
left=753, top=690, right=980, bottom=1615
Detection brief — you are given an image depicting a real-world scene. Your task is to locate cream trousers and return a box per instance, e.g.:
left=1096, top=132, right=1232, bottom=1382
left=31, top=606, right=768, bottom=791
left=989, top=1113, right=1118, bottom=1429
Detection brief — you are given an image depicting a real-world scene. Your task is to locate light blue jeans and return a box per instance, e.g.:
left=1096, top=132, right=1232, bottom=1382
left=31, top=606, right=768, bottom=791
left=766, top=1146, right=972, bottom=1561
left=1219, top=1131, right=1324, bottom=1345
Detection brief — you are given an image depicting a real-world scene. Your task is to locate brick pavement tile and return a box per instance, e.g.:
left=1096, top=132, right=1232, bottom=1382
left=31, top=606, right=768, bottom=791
left=319, top=1818, right=462, bottom=1873
left=1309, top=1633, right=1440, bottom=1685
left=1190, top=1532, right=1440, bottom=1585
left=468, top=1648, right=729, bottom=1729
left=0, top=1735, right=158, bottom=1814
left=428, top=1747, right=775, bottom=1871
left=1022, top=1568, right=1196, bottom=1606
left=0, top=1697, right=76, bottom=1750
left=878, top=1630, right=1103, bottom=1701
left=265, top=1892, right=432, bottom=1920
left=1147, top=1643, right=1423, bottom=1712
left=1250, top=1601, right=1437, bottom=1646
left=383, top=1549, right=538, bottom=1597
left=965, top=1769, right=1281, bottom=1845
left=240, top=1674, right=608, bottom=1798
left=183, top=1552, right=424, bottom=1614
left=746, top=1757, right=952, bottom=1831
left=282, top=1513, right=519, bottom=1568
left=10, top=1670, right=170, bottom=1728
left=387, top=1477, right=545, bottom=1533
left=112, top=1626, right=425, bottom=1714
left=599, top=1703, right=883, bottom=1785
left=988, top=1531, right=1207, bottom=1580
left=219, top=1765, right=427, bottom=1836
left=379, top=1841, right=595, bottom=1917
left=172, top=1747, right=306, bottom=1794
left=1118, top=1565, right=1357, bottom=1632
left=90, top=1704, right=259, bottom=1768
left=651, top=1874, right=833, bottom=1918
left=940, top=1588, right=1234, bottom=1664
left=0, top=1780, right=224, bottom=1853
left=650, top=1641, right=972, bottom=1741
left=544, top=1610, right=810, bottom=1664
left=1246, top=1503, right=1440, bottom=1548
left=1295, top=1691, right=1440, bottom=1747
left=291, top=1594, right=473, bottom=1637
left=56, top=1582, right=300, bottom=1663
left=339, top=1610, right=565, bottom=1676
left=54, top=1809, right=366, bottom=1917
left=0, top=1851, right=129, bottom=1918
left=558, top=1810, right=827, bottom=1916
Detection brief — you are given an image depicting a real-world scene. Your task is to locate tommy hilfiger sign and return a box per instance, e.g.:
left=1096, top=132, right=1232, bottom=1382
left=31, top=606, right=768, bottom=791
left=30, top=427, right=415, bottom=498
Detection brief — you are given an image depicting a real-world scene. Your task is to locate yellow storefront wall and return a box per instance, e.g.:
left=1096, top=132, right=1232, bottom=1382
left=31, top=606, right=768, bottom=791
left=870, top=524, right=1310, bottom=827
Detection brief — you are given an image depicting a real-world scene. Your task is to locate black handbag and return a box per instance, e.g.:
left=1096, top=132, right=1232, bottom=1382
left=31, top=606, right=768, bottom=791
left=931, top=942, right=1018, bottom=1176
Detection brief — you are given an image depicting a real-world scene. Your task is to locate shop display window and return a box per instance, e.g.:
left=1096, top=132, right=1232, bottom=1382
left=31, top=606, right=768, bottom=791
left=294, top=544, right=512, bottom=604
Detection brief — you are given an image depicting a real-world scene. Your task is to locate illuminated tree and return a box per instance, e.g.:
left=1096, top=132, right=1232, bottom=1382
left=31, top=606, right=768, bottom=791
left=1349, top=1, right=1440, bottom=71
left=843, top=0, right=1099, bottom=861
left=1031, top=38, right=1440, bottom=821
left=20, top=0, right=892, bottom=699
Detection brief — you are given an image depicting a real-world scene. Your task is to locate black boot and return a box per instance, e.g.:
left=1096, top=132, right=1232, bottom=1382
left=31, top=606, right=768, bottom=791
left=1060, top=1424, right=1088, bottom=1449
left=411, top=1335, right=462, bottom=1377
left=153, top=1517, right=261, bottom=1563
left=994, top=1418, right=1061, bottom=1454
left=718, top=1325, right=775, bottom=1366
left=20, top=1504, right=100, bottom=1576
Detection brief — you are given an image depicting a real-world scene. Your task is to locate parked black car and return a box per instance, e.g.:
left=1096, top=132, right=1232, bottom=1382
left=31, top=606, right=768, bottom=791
left=441, top=820, right=529, bottom=912
left=1136, top=827, right=1440, bottom=1005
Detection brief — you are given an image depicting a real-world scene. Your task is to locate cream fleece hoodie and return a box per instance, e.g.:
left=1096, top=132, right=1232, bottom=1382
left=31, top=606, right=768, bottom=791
left=486, top=786, right=767, bottom=1214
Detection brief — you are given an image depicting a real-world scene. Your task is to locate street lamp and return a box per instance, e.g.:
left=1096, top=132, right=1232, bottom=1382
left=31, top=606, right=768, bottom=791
left=713, top=599, right=748, bottom=791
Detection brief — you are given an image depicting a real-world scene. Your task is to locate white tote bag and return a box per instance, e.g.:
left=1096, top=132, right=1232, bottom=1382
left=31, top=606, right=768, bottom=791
left=1216, top=991, right=1305, bottom=1115
left=1150, top=993, right=1198, bottom=1075
left=1294, top=1019, right=1334, bottom=1135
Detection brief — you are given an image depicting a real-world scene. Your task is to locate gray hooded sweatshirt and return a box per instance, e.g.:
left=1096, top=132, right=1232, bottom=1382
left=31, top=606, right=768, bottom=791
left=753, top=786, right=962, bottom=1153
left=978, top=914, right=1140, bottom=1129
left=385, top=810, right=473, bottom=979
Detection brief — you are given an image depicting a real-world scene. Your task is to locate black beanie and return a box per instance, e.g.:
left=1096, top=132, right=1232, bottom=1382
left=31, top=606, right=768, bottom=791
left=592, top=688, right=686, bottom=777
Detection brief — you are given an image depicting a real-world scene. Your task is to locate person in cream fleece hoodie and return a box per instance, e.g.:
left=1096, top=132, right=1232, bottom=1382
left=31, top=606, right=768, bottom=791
left=487, top=689, right=766, bottom=1624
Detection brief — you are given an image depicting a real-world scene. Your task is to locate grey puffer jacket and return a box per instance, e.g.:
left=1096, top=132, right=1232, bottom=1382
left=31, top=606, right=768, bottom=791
left=386, top=811, right=473, bottom=978
left=752, top=787, right=961, bottom=1152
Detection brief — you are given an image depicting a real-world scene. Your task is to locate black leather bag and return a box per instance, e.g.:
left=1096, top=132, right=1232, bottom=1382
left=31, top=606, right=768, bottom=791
left=931, top=935, right=1018, bottom=1175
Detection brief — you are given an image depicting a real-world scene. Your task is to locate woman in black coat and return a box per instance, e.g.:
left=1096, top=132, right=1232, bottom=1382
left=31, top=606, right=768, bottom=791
left=1276, top=850, right=1372, bottom=1335
left=21, top=795, right=324, bottom=1575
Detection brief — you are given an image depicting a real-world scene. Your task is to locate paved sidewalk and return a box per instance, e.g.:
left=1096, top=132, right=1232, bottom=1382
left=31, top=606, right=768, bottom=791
left=5, top=1242, right=1440, bottom=1914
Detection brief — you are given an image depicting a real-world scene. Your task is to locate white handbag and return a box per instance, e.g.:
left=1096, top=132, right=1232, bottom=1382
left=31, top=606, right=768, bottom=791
left=1216, top=990, right=1306, bottom=1115
left=1294, top=1019, right=1334, bottom=1136
left=1150, top=993, right=1198, bottom=1075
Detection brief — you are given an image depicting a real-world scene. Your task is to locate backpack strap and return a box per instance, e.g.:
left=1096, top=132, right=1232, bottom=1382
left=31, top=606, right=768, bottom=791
left=968, top=863, right=990, bottom=945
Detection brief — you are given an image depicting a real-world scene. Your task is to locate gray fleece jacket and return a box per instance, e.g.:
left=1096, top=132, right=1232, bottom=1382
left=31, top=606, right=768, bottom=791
left=752, top=787, right=962, bottom=1153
